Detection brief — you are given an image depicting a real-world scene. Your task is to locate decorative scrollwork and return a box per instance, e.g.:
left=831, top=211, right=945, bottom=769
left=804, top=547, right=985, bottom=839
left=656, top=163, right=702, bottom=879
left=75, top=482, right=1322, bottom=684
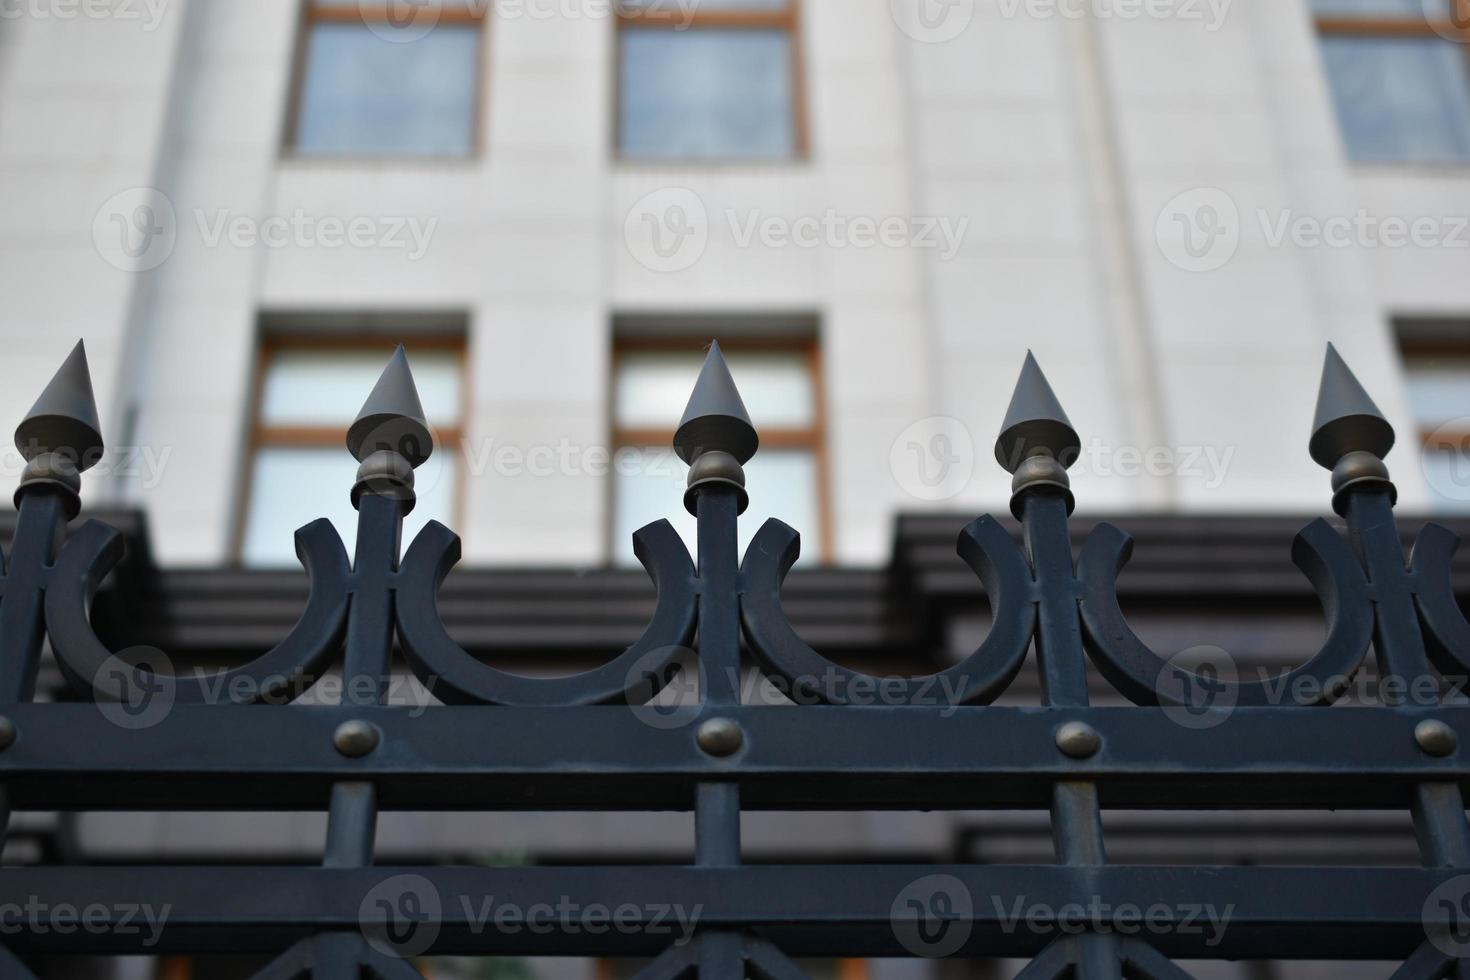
left=1410, top=523, right=1470, bottom=681
left=739, top=515, right=1035, bottom=706
left=1077, top=518, right=1375, bottom=707
left=250, top=933, right=423, bottom=979
left=45, top=519, right=351, bottom=704
left=395, top=519, right=697, bottom=705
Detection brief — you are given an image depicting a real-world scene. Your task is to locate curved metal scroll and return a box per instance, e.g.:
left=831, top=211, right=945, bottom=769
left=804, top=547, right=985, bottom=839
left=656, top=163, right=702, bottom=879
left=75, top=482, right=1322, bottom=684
left=1077, top=518, right=1374, bottom=707
left=739, top=516, right=1035, bottom=706
left=250, top=933, right=424, bottom=980
left=1410, top=522, right=1470, bottom=680
left=395, top=519, right=697, bottom=705
left=46, top=519, right=351, bottom=704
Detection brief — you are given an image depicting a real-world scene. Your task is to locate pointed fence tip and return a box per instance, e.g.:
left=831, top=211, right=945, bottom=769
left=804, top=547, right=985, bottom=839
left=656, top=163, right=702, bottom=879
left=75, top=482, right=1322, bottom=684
left=673, top=340, right=758, bottom=465
left=994, top=352, right=1080, bottom=472
left=1309, top=342, right=1394, bottom=469
left=15, top=339, right=104, bottom=470
left=346, top=345, right=434, bottom=467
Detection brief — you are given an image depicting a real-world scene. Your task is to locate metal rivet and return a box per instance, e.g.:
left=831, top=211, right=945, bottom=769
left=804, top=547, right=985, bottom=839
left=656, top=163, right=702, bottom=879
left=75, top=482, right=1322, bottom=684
left=1055, top=721, right=1101, bottom=759
left=1416, top=719, right=1457, bottom=757
left=697, top=717, right=744, bottom=757
left=333, top=720, right=380, bottom=758
left=0, top=716, right=15, bottom=751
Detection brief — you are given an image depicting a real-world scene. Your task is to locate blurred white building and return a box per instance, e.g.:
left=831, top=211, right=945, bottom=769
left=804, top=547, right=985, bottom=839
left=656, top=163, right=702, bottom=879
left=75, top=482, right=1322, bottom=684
left=0, top=0, right=1468, bottom=570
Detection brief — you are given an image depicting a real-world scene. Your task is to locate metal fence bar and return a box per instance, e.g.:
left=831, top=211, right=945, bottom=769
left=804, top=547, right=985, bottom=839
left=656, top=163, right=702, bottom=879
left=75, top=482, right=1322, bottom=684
left=0, top=863, right=1453, bottom=958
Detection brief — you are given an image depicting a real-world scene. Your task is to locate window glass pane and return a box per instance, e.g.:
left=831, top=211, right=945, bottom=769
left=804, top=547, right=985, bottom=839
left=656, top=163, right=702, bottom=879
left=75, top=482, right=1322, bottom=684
left=294, top=22, right=478, bottom=156
left=1320, top=36, right=1470, bottom=163
left=613, top=446, right=818, bottom=566
left=1310, top=0, right=1427, bottom=14
left=619, top=29, right=794, bottom=159
left=1404, top=360, right=1470, bottom=427
left=241, top=447, right=457, bottom=566
left=614, top=350, right=814, bottom=429
left=1423, top=447, right=1470, bottom=511
left=261, top=348, right=462, bottom=428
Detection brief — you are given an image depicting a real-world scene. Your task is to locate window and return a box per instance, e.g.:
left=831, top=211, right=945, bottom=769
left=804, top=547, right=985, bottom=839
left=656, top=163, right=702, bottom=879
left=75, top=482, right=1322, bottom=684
left=616, top=0, right=804, bottom=160
left=288, top=0, right=484, bottom=157
left=1401, top=333, right=1470, bottom=511
left=611, top=338, right=829, bottom=565
left=1313, top=0, right=1470, bottom=163
left=238, top=336, right=465, bottom=566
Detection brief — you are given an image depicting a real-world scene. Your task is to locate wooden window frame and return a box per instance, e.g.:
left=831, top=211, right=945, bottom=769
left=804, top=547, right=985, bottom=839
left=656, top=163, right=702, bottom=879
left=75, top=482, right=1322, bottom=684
left=282, top=0, right=491, bottom=161
left=1315, top=0, right=1470, bottom=38
left=609, top=335, right=833, bottom=564
left=233, top=333, right=469, bottom=564
left=612, top=0, right=810, bottom=162
left=1402, top=335, right=1470, bottom=446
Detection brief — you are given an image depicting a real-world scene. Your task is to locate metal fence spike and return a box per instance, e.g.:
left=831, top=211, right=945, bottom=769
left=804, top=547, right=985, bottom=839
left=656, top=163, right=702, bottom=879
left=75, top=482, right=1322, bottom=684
left=1309, top=342, right=1395, bottom=469
left=994, top=350, right=1081, bottom=472
left=346, top=344, right=434, bottom=468
left=14, top=339, right=103, bottom=470
left=673, top=339, right=758, bottom=464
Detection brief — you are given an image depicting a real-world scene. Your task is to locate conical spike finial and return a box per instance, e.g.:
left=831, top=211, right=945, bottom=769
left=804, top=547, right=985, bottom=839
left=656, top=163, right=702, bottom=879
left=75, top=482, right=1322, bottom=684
left=16, top=340, right=104, bottom=470
left=994, top=351, right=1081, bottom=472
left=346, top=345, right=434, bottom=467
left=673, top=341, right=758, bottom=465
left=1309, top=343, right=1394, bottom=469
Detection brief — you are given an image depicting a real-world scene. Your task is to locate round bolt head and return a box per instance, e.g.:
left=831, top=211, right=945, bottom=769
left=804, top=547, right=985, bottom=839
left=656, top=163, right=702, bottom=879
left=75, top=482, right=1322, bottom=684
left=1055, top=721, right=1101, bottom=759
left=334, top=719, right=381, bottom=758
left=0, top=716, right=15, bottom=751
left=697, top=717, right=744, bottom=757
left=1416, top=719, right=1458, bottom=757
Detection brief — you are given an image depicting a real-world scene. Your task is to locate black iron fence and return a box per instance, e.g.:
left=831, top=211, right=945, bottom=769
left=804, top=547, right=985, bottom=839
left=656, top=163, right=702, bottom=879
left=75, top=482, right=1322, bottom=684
left=1, top=339, right=1469, bottom=979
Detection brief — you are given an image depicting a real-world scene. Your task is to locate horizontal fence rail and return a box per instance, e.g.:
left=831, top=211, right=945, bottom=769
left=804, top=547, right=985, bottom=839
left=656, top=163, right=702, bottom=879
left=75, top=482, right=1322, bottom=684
left=0, top=340, right=1467, bottom=978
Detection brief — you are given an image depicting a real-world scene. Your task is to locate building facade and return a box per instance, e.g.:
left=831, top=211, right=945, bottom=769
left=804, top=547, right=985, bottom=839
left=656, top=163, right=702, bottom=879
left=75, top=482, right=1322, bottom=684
left=2, top=0, right=1470, bottom=978
left=1, top=0, right=1468, bottom=569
